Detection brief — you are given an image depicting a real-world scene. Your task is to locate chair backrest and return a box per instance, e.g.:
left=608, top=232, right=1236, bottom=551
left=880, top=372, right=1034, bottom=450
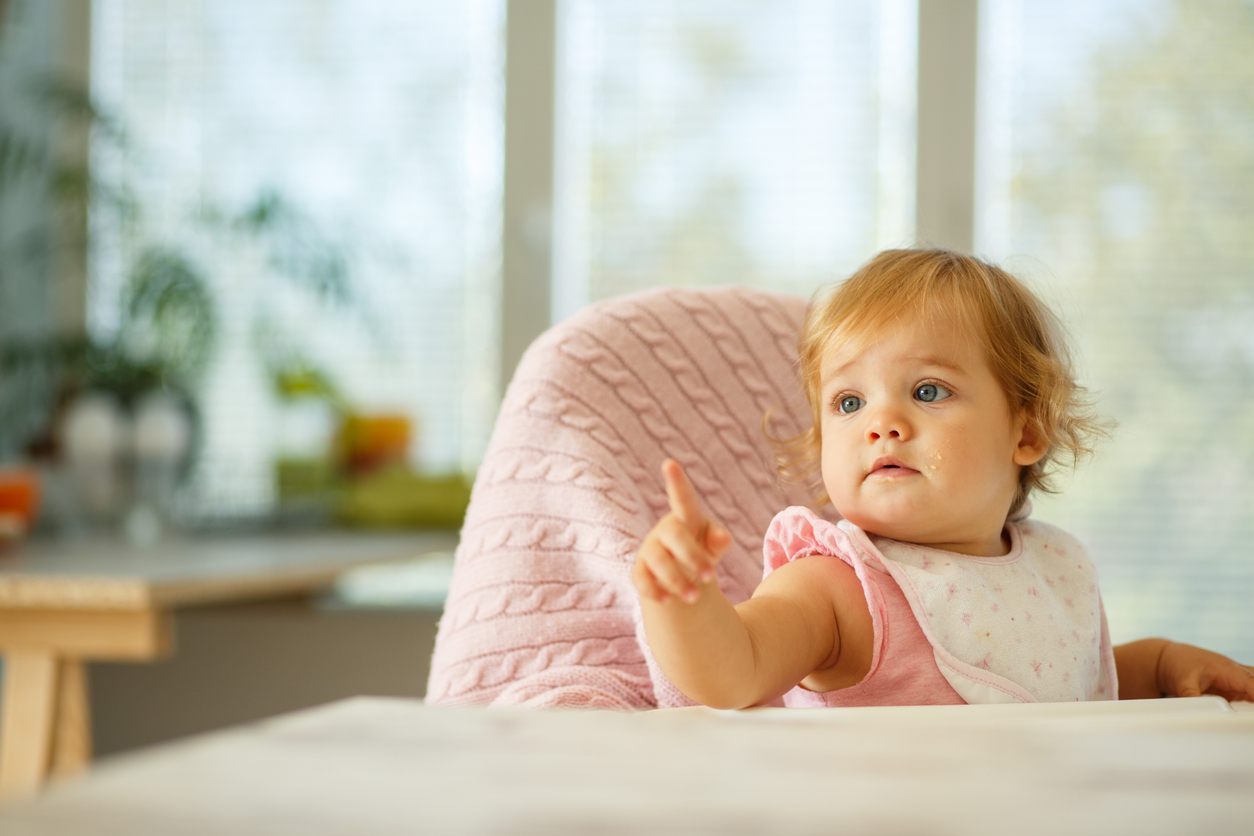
left=426, top=286, right=821, bottom=708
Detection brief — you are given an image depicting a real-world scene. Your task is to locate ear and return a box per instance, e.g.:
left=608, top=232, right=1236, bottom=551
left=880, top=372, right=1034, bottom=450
left=1012, top=413, right=1047, bottom=467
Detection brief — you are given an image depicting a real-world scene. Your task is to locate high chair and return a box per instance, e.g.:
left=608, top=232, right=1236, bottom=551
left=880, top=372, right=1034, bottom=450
left=426, top=286, right=825, bottom=708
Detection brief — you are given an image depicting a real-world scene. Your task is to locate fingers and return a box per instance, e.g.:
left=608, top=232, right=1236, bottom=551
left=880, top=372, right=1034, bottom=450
left=632, top=460, right=734, bottom=606
left=1160, top=642, right=1254, bottom=701
left=633, top=516, right=722, bottom=604
left=656, top=518, right=719, bottom=585
left=631, top=557, right=673, bottom=604
left=1238, top=665, right=1254, bottom=702
left=634, top=541, right=698, bottom=605
left=1206, top=663, right=1254, bottom=703
left=662, top=459, right=732, bottom=555
left=662, top=459, right=705, bottom=532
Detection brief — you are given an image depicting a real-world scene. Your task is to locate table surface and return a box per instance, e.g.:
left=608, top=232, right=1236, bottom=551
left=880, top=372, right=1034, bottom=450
left=1, top=696, right=1252, bottom=835
left=0, top=530, right=460, bottom=610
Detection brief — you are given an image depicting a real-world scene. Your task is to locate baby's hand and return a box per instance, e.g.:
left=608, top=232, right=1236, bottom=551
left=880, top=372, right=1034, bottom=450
left=632, top=459, right=732, bottom=605
left=1157, top=641, right=1254, bottom=702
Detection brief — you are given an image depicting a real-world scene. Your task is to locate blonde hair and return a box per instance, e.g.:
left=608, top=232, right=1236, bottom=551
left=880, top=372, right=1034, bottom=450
left=776, top=248, right=1108, bottom=515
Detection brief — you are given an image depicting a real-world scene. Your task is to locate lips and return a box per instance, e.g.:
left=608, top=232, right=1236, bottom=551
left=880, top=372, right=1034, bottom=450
left=867, top=456, right=920, bottom=479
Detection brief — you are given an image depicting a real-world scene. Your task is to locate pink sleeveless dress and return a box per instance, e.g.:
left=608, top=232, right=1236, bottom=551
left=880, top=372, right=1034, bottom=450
left=762, top=507, right=1117, bottom=708
left=766, top=547, right=965, bottom=708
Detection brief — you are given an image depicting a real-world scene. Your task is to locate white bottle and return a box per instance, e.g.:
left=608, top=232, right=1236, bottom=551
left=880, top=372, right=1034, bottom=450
left=61, top=391, right=128, bottom=521
left=128, top=392, right=193, bottom=544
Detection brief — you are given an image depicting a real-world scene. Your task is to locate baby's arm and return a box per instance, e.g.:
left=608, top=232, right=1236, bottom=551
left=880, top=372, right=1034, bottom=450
left=1114, top=638, right=1254, bottom=702
left=633, top=460, right=870, bottom=709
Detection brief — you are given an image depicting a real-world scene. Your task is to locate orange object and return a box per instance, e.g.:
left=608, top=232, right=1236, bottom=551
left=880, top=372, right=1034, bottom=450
left=338, top=414, right=411, bottom=475
left=0, top=468, right=40, bottom=538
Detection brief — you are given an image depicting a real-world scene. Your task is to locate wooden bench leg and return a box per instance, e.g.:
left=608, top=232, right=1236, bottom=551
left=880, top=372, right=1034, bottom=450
left=50, top=658, right=92, bottom=779
left=0, top=650, right=58, bottom=800
left=0, top=606, right=170, bottom=800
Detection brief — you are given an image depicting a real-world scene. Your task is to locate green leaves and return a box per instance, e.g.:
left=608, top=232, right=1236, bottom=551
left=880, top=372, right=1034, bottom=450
left=122, top=248, right=217, bottom=383
left=233, top=187, right=352, bottom=305
left=0, top=127, right=46, bottom=188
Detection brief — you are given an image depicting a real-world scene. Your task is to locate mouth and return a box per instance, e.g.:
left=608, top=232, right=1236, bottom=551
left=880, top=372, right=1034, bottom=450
left=866, top=456, right=921, bottom=480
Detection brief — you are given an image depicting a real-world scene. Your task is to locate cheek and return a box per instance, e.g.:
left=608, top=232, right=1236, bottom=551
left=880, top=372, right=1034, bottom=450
left=922, top=427, right=979, bottom=481
left=819, top=431, right=853, bottom=494
left=819, top=443, right=836, bottom=487
left=935, top=427, right=1016, bottom=486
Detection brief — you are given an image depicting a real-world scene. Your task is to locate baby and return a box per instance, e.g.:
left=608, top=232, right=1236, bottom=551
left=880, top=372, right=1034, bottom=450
left=634, top=248, right=1254, bottom=709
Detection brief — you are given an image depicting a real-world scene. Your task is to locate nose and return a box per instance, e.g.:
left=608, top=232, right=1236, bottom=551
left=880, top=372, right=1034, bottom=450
left=865, top=400, right=912, bottom=443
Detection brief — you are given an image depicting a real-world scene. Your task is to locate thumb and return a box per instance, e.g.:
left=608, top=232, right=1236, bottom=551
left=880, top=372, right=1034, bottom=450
left=1174, top=670, right=1203, bottom=699
left=704, top=521, right=732, bottom=558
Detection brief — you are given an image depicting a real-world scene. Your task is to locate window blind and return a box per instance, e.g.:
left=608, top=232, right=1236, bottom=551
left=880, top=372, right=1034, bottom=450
left=979, top=0, right=1254, bottom=660
left=553, top=0, right=917, bottom=319
left=90, top=0, right=503, bottom=520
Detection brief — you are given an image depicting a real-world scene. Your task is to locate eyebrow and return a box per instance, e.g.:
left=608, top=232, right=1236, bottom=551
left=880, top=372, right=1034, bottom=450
left=908, top=355, right=967, bottom=375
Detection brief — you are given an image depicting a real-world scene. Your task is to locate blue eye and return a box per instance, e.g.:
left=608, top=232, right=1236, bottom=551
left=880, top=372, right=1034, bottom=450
left=837, top=395, right=864, bottom=414
left=915, top=383, right=952, bottom=403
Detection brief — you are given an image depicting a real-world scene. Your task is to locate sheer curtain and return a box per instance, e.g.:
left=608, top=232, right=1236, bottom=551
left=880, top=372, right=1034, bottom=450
left=978, top=0, right=1254, bottom=660
left=552, top=0, right=917, bottom=320
left=90, top=0, right=503, bottom=520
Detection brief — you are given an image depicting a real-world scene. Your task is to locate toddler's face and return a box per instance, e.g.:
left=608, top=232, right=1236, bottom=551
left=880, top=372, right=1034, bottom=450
left=818, top=311, right=1044, bottom=557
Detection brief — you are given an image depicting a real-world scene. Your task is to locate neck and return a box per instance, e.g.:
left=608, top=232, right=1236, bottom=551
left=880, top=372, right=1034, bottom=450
left=914, top=526, right=1011, bottom=557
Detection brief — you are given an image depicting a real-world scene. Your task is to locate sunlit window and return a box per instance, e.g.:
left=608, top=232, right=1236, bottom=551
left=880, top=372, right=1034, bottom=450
left=553, top=0, right=917, bottom=318
left=89, top=0, right=503, bottom=521
left=978, top=0, right=1254, bottom=659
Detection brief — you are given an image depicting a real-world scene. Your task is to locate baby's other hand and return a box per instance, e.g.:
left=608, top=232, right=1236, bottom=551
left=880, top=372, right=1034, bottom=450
left=632, top=459, right=732, bottom=605
left=1157, top=641, right=1254, bottom=703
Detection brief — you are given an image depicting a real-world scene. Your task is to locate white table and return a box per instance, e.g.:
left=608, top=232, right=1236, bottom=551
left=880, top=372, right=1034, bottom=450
left=0, top=696, right=1251, bottom=834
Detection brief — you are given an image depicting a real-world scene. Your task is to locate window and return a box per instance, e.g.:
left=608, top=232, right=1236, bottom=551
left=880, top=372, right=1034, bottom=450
left=89, top=0, right=502, bottom=519
left=978, top=0, right=1254, bottom=660
left=554, top=0, right=916, bottom=317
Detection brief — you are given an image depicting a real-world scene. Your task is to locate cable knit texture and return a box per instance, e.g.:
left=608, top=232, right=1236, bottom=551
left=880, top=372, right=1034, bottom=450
left=425, top=286, right=825, bottom=708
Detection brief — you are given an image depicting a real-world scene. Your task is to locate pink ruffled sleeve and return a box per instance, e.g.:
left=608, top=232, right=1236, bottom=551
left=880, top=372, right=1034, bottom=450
left=760, top=506, right=967, bottom=708
left=761, top=506, right=887, bottom=683
left=763, top=506, right=858, bottom=577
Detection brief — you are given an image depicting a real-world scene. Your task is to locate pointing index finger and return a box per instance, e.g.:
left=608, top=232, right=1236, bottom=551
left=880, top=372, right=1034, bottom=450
left=662, top=458, right=706, bottom=533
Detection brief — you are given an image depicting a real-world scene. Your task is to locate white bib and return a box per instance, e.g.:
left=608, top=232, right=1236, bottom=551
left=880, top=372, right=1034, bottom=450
left=838, top=518, right=1117, bottom=704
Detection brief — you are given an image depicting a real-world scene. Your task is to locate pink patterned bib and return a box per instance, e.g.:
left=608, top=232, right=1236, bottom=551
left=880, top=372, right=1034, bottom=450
left=763, top=507, right=1118, bottom=704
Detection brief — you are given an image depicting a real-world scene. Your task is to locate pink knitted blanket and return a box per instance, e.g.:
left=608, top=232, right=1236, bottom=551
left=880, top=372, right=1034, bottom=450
left=425, top=286, right=825, bottom=708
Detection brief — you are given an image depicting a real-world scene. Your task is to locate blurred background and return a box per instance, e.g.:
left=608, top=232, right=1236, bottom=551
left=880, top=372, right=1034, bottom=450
left=0, top=0, right=1251, bottom=736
